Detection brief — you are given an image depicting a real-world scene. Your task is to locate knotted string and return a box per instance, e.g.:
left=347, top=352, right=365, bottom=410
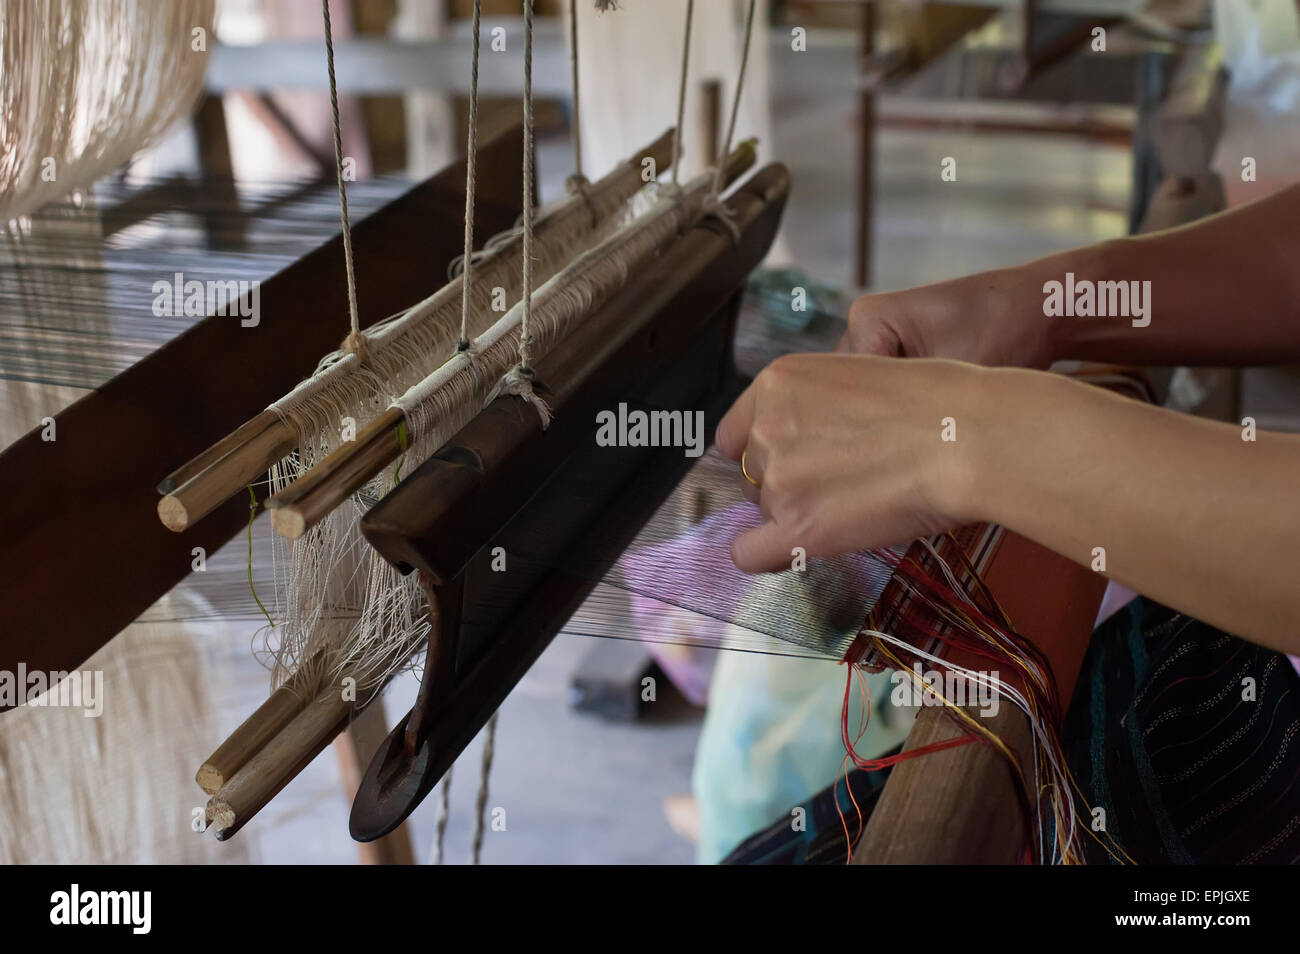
left=321, top=0, right=366, bottom=361
left=503, top=0, right=551, bottom=426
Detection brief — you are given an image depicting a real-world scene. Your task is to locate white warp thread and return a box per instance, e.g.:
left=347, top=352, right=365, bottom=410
left=267, top=158, right=648, bottom=456
left=0, top=0, right=214, bottom=223
left=261, top=169, right=658, bottom=697
left=394, top=165, right=720, bottom=434
left=264, top=165, right=725, bottom=700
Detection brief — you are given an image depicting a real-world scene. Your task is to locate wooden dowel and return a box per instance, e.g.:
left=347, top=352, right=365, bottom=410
left=851, top=704, right=1035, bottom=864
left=196, top=678, right=317, bottom=794
left=204, top=635, right=421, bottom=839
left=268, top=408, right=405, bottom=539
left=266, top=142, right=759, bottom=541
left=206, top=684, right=355, bottom=840
left=158, top=416, right=296, bottom=532
left=155, top=131, right=677, bottom=536
left=157, top=410, right=281, bottom=495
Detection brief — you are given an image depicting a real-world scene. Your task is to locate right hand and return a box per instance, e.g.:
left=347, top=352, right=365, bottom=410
left=837, top=266, right=1057, bottom=369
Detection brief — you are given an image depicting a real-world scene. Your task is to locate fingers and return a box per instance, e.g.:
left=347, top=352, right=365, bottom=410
left=739, top=443, right=764, bottom=505
left=715, top=381, right=756, bottom=461
left=731, top=520, right=797, bottom=574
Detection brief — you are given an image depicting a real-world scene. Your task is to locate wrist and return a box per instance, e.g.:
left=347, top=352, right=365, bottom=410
left=924, top=362, right=1015, bottom=525
left=943, top=366, right=1073, bottom=528
left=1035, top=237, right=1129, bottom=365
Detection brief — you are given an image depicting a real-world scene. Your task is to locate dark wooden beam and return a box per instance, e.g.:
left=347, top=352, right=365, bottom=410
left=0, top=124, right=523, bottom=691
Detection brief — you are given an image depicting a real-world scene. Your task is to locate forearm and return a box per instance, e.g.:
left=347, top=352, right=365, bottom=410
left=963, top=369, right=1300, bottom=654
left=980, top=184, right=1300, bottom=367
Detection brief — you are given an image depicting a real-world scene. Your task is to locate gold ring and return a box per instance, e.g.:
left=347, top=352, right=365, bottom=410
left=741, top=449, right=761, bottom=488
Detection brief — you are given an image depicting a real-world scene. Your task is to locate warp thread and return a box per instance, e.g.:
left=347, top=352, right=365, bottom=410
left=0, top=0, right=215, bottom=222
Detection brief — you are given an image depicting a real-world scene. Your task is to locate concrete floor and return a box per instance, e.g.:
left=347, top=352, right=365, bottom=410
left=218, top=78, right=1134, bottom=863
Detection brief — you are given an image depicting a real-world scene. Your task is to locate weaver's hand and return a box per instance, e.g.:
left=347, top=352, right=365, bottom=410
left=838, top=268, right=1056, bottom=368
left=715, top=353, right=990, bottom=573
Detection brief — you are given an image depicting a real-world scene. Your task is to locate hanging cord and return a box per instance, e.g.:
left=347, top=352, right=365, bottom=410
left=471, top=711, right=499, bottom=865
left=321, top=0, right=367, bottom=362
left=496, top=0, right=552, bottom=426
left=670, top=0, right=695, bottom=190
left=520, top=0, right=536, bottom=376
left=457, top=0, right=483, bottom=353
left=564, top=0, right=598, bottom=224
left=432, top=764, right=453, bottom=865
left=704, top=0, right=757, bottom=243
left=568, top=0, right=583, bottom=182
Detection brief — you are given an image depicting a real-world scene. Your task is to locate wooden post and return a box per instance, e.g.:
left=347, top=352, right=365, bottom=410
left=854, top=1, right=875, bottom=288
left=334, top=700, right=416, bottom=864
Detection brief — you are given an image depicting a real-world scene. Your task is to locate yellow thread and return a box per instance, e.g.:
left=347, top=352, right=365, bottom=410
left=247, top=485, right=274, bottom=630
left=392, top=418, right=410, bottom=487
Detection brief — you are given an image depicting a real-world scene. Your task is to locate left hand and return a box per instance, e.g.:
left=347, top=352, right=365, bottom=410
left=715, top=353, right=991, bottom=572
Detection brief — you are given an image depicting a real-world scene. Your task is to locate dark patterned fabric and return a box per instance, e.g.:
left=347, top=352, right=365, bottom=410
left=721, top=759, right=893, bottom=865
left=1063, top=598, right=1300, bottom=864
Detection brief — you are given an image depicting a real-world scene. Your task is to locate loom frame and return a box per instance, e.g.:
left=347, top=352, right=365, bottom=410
left=0, top=126, right=525, bottom=690
left=349, top=165, right=791, bottom=841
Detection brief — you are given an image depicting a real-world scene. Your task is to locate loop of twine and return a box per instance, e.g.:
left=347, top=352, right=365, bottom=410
left=565, top=172, right=599, bottom=228
left=340, top=328, right=370, bottom=364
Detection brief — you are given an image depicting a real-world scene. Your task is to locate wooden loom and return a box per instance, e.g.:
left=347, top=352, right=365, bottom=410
left=348, top=163, right=790, bottom=840
left=190, top=146, right=787, bottom=840
left=0, top=127, right=524, bottom=685
left=2, top=124, right=1160, bottom=864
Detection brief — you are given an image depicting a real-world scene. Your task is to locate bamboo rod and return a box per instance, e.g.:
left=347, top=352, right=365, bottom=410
left=206, top=683, right=354, bottom=840
left=156, top=129, right=677, bottom=535
left=268, top=408, right=404, bottom=540
left=157, top=410, right=281, bottom=495
left=266, top=141, right=759, bottom=541
left=158, top=415, right=296, bottom=532
left=196, top=678, right=316, bottom=794
left=203, top=635, right=421, bottom=840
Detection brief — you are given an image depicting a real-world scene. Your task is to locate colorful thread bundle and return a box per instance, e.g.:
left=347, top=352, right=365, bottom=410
left=833, top=532, right=1135, bottom=865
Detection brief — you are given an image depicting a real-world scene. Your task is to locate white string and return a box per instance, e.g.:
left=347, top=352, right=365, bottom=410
left=711, top=0, right=757, bottom=198
left=568, top=0, right=583, bottom=183
left=321, top=0, right=364, bottom=356
left=432, top=764, right=453, bottom=865
left=671, top=0, right=695, bottom=189
left=458, top=0, right=483, bottom=352
left=518, top=0, right=538, bottom=385
left=471, top=711, right=499, bottom=865
left=704, top=0, right=757, bottom=242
